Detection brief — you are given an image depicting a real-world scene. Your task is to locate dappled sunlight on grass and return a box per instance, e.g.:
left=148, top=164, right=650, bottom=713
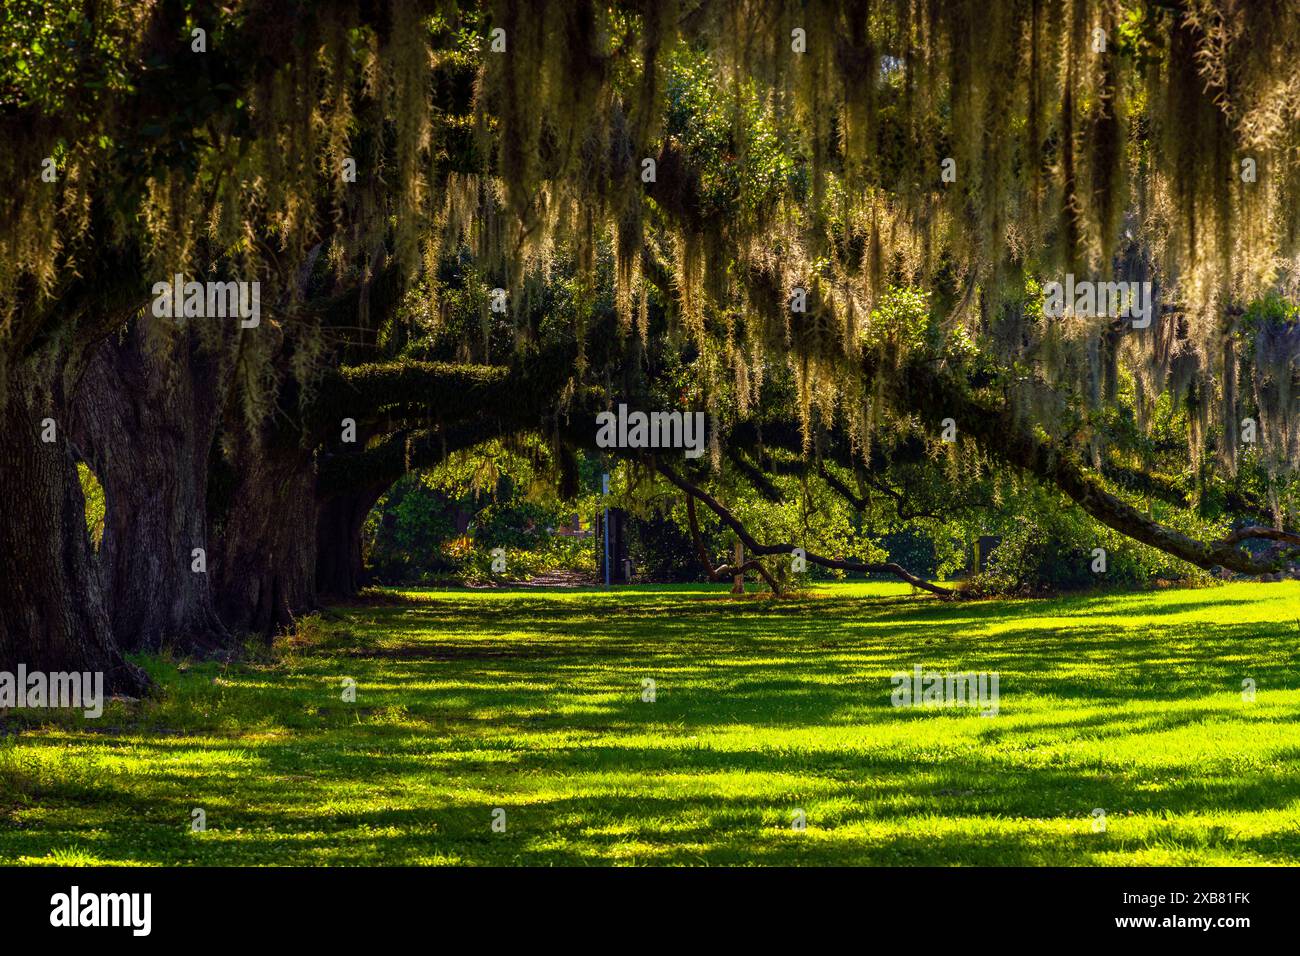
left=1, top=581, right=1299, bottom=865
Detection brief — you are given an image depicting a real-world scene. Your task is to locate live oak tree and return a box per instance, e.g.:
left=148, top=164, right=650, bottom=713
left=463, top=0, right=1300, bottom=576
left=6, top=0, right=1300, bottom=688
left=0, top=1, right=482, bottom=680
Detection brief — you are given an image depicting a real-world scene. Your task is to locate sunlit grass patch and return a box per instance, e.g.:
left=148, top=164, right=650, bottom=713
left=1, top=581, right=1298, bottom=865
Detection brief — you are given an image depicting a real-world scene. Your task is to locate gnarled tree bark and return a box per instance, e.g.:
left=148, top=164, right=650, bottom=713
left=73, top=320, right=235, bottom=654
left=210, top=423, right=318, bottom=640
left=315, top=484, right=386, bottom=598
left=0, top=363, right=147, bottom=694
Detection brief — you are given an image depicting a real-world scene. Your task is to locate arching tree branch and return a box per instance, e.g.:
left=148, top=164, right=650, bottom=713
left=902, top=363, right=1300, bottom=576
left=656, top=459, right=956, bottom=598
left=684, top=495, right=784, bottom=595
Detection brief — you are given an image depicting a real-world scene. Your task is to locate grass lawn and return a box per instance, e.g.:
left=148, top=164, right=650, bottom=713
left=2, top=581, right=1299, bottom=866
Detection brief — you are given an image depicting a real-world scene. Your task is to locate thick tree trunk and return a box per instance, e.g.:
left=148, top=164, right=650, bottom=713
left=73, top=321, right=234, bottom=654
left=315, top=486, right=384, bottom=598
left=211, top=430, right=319, bottom=639
left=0, top=366, right=147, bottom=694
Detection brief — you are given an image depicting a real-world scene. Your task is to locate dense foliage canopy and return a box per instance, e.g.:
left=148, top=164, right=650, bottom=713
left=4, top=1, right=1300, bottom=690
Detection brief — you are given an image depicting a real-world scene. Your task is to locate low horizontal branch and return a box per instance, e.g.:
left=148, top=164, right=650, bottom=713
left=658, top=459, right=955, bottom=598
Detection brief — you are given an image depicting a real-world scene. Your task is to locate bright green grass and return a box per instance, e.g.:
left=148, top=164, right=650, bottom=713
left=2, top=581, right=1299, bottom=866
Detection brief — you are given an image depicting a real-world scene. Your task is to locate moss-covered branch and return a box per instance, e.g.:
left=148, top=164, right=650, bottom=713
left=317, top=418, right=523, bottom=499
left=900, top=363, right=1300, bottom=576
left=307, top=361, right=512, bottom=443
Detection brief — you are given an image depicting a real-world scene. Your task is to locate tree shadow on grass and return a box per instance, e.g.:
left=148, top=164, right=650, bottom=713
left=6, top=735, right=1298, bottom=865
left=4, top=585, right=1300, bottom=865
